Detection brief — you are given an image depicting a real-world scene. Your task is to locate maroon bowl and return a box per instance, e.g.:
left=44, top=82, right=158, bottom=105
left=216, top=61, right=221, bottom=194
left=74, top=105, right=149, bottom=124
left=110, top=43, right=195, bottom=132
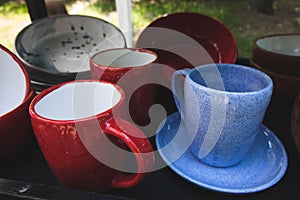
left=291, top=93, right=300, bottom=154
left=250, top=59, right=300, bottom=107
left=136, top=12, right=237, bottom=70
left=252, top=34, right=300, bottom=77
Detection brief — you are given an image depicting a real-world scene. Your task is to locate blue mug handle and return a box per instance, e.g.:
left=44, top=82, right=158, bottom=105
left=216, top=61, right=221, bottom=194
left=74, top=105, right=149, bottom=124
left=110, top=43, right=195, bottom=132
left=172, top=68, right=192, bottom=114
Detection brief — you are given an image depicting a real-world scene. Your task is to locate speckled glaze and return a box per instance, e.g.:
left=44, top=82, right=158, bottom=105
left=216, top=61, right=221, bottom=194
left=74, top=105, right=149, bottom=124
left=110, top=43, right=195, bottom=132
left=155, top=112, right=288, bottom=193
left=172, top=63, right=273, bottom=167
left=29, top=80, right=154, bottom=192
left=15, top=15, right=126, bottom=85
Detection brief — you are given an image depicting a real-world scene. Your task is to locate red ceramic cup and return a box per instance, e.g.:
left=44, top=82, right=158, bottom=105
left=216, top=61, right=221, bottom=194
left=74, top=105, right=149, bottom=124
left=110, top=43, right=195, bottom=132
left=0, top=44, right=33, bottom=160
left=29, top=80, right=154, bottom=192
left=90, top=48, right=158, bottom=127
left=0, top=89, right=35, bottom=160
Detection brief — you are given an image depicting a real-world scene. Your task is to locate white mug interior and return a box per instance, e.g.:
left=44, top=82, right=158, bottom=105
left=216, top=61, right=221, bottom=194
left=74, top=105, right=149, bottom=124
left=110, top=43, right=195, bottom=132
left=34, top=81, right=121, bottom=120
left=257, top=35, right=300, bottom=56
left=0, top=48, right=27, bottom=116
left=93, top=49, right=156, bottom=67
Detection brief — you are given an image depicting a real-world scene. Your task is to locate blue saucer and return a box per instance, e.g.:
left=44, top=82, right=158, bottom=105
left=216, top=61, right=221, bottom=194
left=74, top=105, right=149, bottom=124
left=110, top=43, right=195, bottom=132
left=155, top=112, right=288, bottom=194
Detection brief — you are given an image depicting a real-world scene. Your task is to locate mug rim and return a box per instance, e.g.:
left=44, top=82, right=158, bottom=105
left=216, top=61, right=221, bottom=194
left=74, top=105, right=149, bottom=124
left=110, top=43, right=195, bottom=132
left=90, top=48, right=158, bottom=69
left=0, top=89, right=35, bottom=120
left=0, top=44, right=31, bottom=102
left=29, top=80, right=125, bottom=123
left=186, top=63, right=273, bottom=95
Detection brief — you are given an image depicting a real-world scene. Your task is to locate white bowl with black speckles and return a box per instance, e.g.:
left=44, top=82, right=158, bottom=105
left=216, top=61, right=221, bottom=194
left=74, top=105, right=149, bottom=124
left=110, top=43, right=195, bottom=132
left=14, top=15, right=126, bottom=88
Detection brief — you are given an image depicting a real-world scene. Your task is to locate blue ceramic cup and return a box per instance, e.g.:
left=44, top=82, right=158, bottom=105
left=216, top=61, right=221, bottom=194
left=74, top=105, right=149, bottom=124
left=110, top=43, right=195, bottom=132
left=172, top=63, right=273, bottom=167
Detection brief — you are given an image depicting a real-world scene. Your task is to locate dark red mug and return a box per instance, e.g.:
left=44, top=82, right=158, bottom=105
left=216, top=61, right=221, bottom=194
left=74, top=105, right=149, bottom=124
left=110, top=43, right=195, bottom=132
left=0, top=89, right=35, bottom=160
left=29, top=80, right=154, bottom=192
left=90, top=48, right=158, bottom=127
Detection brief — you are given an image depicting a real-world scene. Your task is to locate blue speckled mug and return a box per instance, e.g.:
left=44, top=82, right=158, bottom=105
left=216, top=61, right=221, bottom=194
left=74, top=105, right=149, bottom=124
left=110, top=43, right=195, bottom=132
left=172, top=63, right=273, bottom=167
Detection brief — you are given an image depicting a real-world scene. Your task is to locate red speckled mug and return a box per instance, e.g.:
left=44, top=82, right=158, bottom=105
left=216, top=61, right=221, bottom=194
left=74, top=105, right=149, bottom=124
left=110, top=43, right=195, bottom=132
left=29, top=80, right=154, bottom=192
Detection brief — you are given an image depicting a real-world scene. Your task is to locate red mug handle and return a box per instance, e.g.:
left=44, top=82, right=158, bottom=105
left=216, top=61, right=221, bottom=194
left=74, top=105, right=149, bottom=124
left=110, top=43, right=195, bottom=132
left=101, top=117, right=154, bottom=188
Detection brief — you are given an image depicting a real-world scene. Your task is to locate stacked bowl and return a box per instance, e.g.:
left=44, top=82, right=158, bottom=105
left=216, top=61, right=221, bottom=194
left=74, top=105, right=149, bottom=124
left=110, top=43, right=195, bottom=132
left=136, top=12, right=238, bottom=70
left=0, top=44, right=35, bottom=160
left=14, top=15, right=127, bottom=93
left=250, top=34, right=300, bottom=107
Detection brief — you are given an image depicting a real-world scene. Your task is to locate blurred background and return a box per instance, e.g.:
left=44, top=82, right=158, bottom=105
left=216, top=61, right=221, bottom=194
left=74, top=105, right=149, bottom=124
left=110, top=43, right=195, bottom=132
left=0, top=0, right=299, bottom=58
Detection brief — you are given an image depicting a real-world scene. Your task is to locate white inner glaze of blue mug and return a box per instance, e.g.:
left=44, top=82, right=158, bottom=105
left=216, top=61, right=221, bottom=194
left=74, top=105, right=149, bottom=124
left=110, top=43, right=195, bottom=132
left=93, top=49, right=156, bottom=67
left=0, top=48, right=27, bottom=116
left=34, top=82, right=121, bottom=120
left=257, top=35, right=300, bottom=56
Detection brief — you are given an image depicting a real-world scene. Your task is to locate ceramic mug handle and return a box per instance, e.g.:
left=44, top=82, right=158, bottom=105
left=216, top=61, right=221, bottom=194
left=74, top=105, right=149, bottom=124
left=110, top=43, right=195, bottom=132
left=101, top=117, right=154, bottom=188
left=172, top=68, right=191, bottom=114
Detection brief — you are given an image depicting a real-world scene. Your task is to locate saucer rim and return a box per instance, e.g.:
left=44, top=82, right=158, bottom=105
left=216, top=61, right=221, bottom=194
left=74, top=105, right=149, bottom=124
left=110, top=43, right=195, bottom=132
left=155, top=112, right=288, bottom=194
